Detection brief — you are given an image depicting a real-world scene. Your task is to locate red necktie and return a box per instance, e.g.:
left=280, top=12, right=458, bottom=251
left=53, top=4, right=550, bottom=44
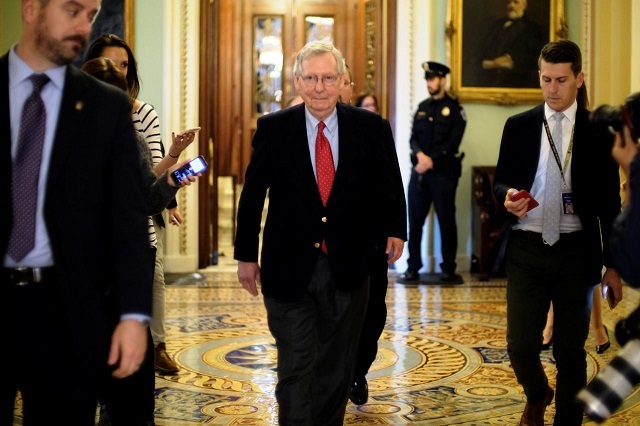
left=316, top=121, right=334, bottom=253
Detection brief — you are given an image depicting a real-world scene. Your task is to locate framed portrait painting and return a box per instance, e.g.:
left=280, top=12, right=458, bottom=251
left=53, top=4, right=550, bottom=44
left=448, top=0, right=566, bottom=105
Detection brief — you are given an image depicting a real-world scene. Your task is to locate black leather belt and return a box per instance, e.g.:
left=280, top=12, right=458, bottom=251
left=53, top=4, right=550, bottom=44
left=1, top=267, right=56, bottom=286
left=512, top=230, right=583, bottom=244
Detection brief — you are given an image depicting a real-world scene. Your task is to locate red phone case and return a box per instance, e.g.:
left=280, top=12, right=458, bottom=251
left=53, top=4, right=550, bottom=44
left=510, top=190, right=539, bottom=211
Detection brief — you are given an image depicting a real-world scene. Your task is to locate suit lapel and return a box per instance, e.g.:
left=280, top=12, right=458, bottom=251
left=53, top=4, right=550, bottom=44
left=569, top=106, right=589, bottom=191
left=286, top=104, right=329, bottom=207
left=523, top=104, right=545, bottom=188
left=46, top=65, right=89, bottom=190
left=335, top=103, right=356, bottom=185
left=288, top=104, right=317, bottom=189
left=329, top=102, right=362, bottom=199
left=1, top=54, right=10, bottom=182
left=1, top=54, right=11, bottom=244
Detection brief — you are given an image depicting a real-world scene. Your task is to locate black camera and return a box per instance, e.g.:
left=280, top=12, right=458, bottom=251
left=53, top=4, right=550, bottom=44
left=577, top=306, right=640, bottom=422
left=590, top=92, right=640, bottom=147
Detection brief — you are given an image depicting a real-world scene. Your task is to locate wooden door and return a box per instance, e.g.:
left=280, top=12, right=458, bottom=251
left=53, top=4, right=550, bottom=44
left=198, top=0, right=394, bottom=268
left=239, top=0, right=353, bottom=187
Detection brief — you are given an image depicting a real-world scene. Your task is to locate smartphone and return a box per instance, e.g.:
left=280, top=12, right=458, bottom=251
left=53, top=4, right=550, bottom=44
left=171, top=155, right=208, bottom=185
left=510, top=190, right=539, bottom=211
left=603, top=285, right=616, bottom=309
left=177, top=127, right=201, bottom=138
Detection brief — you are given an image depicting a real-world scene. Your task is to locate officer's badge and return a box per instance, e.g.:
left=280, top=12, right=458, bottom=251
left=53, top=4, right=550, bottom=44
left=417, top=111, right=427, bottom=116
left=441, top=106, right=450, bottom=117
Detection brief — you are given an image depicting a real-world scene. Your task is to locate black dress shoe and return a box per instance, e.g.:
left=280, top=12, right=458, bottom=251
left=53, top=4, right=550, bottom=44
left=398, top=269, right=419, bottom=283
left=596, top=326, right=611, bottom=354
left=440, top=272, right=455, bottom=282
left=520, top=386, right=554, bottom=426
left=349, top=376, right=368, bottom=405
left=541, top=338, right=553, bottom=351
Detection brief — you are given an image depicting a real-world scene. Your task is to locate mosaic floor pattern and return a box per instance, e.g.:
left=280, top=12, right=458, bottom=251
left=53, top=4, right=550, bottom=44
left=149, top=256, right=640, bottom=425
left=11, top=255, right=640, bottom=425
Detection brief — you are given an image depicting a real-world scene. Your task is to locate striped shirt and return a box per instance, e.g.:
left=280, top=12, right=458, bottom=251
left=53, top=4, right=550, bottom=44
left=133, top=102, right=165, bottom=248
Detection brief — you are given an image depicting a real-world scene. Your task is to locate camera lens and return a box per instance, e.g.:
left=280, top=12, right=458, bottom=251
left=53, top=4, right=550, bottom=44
left=577, top=339, right=640, bottom=422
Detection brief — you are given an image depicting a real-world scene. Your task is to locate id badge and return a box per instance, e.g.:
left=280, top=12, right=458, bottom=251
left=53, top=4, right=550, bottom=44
left=562, top=192, right=575, bottom=214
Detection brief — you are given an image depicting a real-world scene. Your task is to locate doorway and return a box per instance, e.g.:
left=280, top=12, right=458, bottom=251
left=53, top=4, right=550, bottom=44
left=197, top=0, right=396, bottom=268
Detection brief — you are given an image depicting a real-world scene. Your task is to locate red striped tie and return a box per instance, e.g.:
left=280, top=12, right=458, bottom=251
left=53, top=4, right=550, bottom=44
left=316, top=121, right=334, bottom=253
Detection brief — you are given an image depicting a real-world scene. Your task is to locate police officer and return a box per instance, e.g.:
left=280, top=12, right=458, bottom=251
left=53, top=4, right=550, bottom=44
left=399, top=61, right=467, bottom=283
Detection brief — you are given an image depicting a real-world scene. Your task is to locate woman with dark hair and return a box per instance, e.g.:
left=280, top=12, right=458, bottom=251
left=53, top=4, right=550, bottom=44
left=81, top=58, right=196, bottom=211
left=355, top=91, right=379, bottom=113
left=84, top=34, right=189, bottom=377
left=82, top=57, right=200, bottom=425
left=85, top=34, right=141, bottom=100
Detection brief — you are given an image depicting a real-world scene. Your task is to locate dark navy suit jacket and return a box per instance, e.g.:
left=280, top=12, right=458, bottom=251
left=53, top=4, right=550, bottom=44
left=0, top=53, right=152, bottom=372
left=494, top=103, right=621, bottom=283
left=234, top=103, right=407, bottom=301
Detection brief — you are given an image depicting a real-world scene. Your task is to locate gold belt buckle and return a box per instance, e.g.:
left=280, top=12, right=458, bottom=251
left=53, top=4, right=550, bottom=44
left=12, top=267, right=41, bottom=286
left=13, top=267, right=30, bottom=286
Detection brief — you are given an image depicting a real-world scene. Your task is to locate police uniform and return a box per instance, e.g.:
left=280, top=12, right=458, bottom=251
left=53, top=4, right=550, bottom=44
left=401, top=61, right=467, bottom=282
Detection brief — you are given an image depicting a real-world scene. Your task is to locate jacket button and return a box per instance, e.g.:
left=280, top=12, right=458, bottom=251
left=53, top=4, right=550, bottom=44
left=314, top=242, right=321, bottom=248
left=321, top=217, right=327, bottom=223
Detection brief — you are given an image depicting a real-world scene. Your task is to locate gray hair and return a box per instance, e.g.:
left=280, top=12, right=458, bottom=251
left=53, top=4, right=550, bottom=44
left=293, top=41, right=345, bottom=77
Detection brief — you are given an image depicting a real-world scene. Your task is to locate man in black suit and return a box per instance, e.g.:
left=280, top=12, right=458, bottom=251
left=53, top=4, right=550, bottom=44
left=494, top=39, right=622, bottom=426
left=0, top=0, right=152, bottom=424
left=235, top=41, right=406, bottom=425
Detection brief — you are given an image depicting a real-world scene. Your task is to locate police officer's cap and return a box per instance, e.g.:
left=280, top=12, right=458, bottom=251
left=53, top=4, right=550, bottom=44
left=422, top=61, right=450, bottom=79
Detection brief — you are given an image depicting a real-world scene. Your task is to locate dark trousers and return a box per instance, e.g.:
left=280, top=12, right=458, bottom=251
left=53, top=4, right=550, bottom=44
left=101, top=329, right=155, bottom=425
left=353, top=251, right=389, bottom=379
left=407, top=170, right=458, bottom=274
left=264, top=254, right=369, bottom=426
left=0, top=269, right=99, bottom=425
left=101, top=247, right=156, bottom=426
left=506, top=233, right=594, bottom=426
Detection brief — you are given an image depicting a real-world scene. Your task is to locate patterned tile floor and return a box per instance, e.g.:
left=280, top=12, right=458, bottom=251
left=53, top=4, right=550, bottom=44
left=150, top=253, right=640, bottom=425
left=11, top=253, right=640, bottom=425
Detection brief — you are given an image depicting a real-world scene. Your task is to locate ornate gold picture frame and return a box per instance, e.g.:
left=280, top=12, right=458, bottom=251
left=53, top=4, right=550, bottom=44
left=447, top=0, right=566, bottom=105
left=124, top=0, right=135, bottom=48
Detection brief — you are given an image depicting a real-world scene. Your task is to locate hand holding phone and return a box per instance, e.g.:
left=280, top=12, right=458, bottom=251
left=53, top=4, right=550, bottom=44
left=602, top=285, right=616, bottom=310
left=510, top=190, right=539, bottom=211
left=171, top=155, right=208, bottom=185
left=177, top=127, right=201, bottom=138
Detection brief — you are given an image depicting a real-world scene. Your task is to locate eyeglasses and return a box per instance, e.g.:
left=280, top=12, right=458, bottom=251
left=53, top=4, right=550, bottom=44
left=299, top=74, right=340, bottom=87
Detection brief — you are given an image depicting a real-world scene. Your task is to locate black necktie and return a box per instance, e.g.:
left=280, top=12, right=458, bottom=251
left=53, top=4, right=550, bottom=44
left=7, top=74, right=50, bottom=262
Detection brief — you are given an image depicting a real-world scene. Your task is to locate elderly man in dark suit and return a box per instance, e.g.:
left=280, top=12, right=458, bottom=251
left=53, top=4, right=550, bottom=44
left=494, top=39, right=622, bottom=426
left=235, top=41, right=406, bottom=425
left=0, top=0, right=152, bottom=424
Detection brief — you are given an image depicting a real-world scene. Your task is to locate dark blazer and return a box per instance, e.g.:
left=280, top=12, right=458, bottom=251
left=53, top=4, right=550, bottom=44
left=611, top=153, right=640, bottom=287
left=0, top=53, right=152, bottom=372
left=234, top=103, right=407, bottom=301
left=494, top=103, right=621, bottom=283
